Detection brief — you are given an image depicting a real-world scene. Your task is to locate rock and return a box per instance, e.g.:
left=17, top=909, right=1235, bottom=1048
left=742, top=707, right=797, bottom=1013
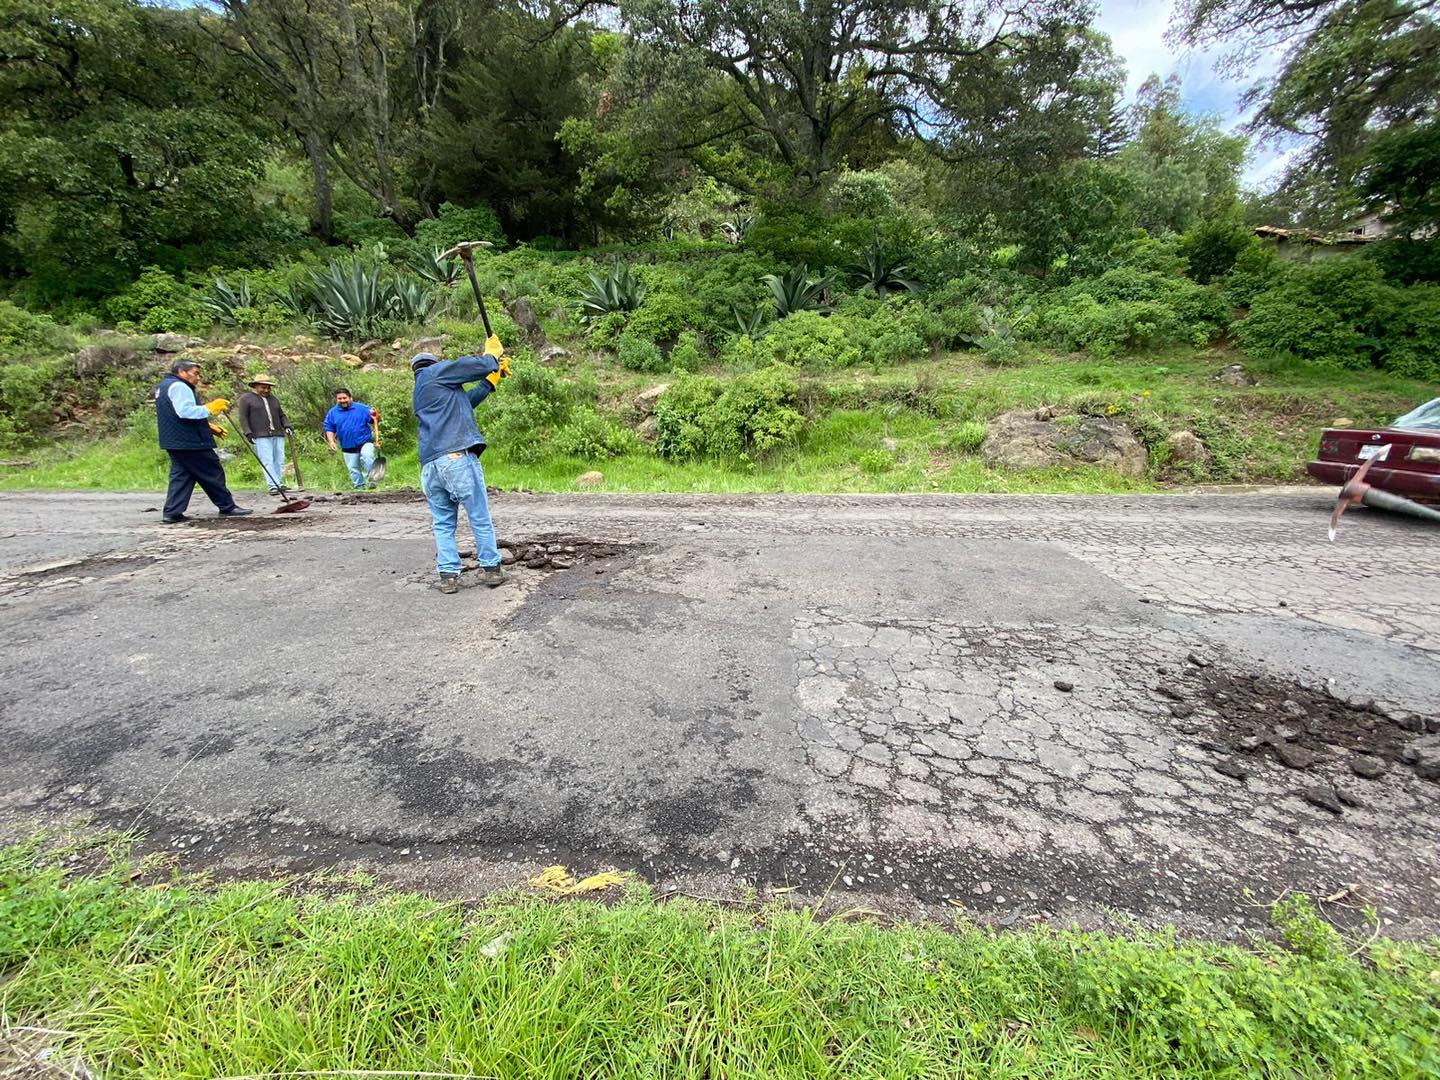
left=550, top=557, right=573, bottom=570
left=498, top=547, right=516, bottom=565
left=340, top=353, right=363, bottom=367
left=1214, top=759, right=1248, bottom=780
left=151, top=332, right=202, bottom=353
left=1214, top=363, right=1254, bottom=387
left=1273, top=743, right=1327, bottom=770
left=636, top=415, right=659, bottom=442
left=979, top=408, right=1148, bottom=478
left=576, top=470, right=605, bottom=489
left=1155, top=683, right=1186, bottom=702
left=1199, top=738, right=1231, bottom=754
left=357, top=339, right=383, bottom=356
left=1349, top=754, right=1387, bottom=779
left=360, top=363, right=384, bottom=372
left=508, top=296, right=545, bottom=341
left=1301, top=784, right=1343, bottom=814
left=633, top=383, right=671, bottom=416
left=1237, top=735, right=1265, bottom=752
left=73, top=345, right=141, bottom=378
left=412, top=336, right=444, bottom=355
left=537, top=343, right=570, bottom=363
left=1400, top=734, right=1440, bottom=780
left=1335, top=787, right=1364, bottom=808
left=1053, top=680, right=1073, bottom=692
left=1169, top=702, right=1195, bottom=719
left=1331, top=417, right=1355, bottom=428
left=882, top=437, right=899, bottom=452
left=1165, top=430, right=1211, bottom=466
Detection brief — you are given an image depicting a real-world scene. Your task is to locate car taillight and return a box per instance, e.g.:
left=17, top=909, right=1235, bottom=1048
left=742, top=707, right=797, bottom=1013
left=1410, top=446, right=1440, bottom=463
left=1320, top=438, right=1341, bottom=453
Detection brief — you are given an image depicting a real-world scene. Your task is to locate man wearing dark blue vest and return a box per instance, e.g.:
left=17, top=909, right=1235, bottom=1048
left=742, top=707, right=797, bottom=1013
left=154, top=359, right=252, bottom=524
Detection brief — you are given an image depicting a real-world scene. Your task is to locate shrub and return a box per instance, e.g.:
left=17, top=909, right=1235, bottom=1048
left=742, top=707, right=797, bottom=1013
left=1037, top=267, right=1227, bottom=356
left=103, top=267, right=208, bottom=334
left=852, top=243, right=921, bottom=297
left=617, top=331, right=666, bottom=373
left=654, top=366, right=804, bottom=459
left=0, top=302, right=75, bottom=359
left=414, top=202, right=506, bottom=251
left=753, top=310, right=860, bottom=367
left=669, top=331, right=704, bottom=372
left=625, top=288, right=701, bottom=344
left=551, top=406, right=639, bottom=460
left=1365, top=237, right=1440, bottom=285
left=855, top=449, right=893, bottom=474
left=578, top=258, right=645, bottom=317
left=1181, top=219, right=1254, bottom=284
left=947, top=421, right=988, bottom=454
left=0, top=356, right=66, bottom=446
left=1223, top=243, right=1289, bottom=307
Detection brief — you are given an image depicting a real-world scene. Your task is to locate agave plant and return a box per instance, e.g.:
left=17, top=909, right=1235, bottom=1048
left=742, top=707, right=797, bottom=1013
left=203, top=277, right=253, bottom=325
left=386, top=276, right=435, bottom=323
left=410, top=246, right=460, bottom=286
left=852, top=244, right=920, bottom=297
left=310, top=259, right=387, bottom=339
left=274, top=282, right=315, bottom=320
left=761, top=264, right=836, bottom=319
left=720, top=213, right=755, bottom=245
left=731, top=303, right=767, bottom=337
left=578, top=257, right=645, bottom=318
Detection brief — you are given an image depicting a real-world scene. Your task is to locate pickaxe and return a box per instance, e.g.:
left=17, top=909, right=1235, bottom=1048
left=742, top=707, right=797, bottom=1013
left=1327, top=449, right=1440, bottom=540
left=440, top=240, right=495, bottom=337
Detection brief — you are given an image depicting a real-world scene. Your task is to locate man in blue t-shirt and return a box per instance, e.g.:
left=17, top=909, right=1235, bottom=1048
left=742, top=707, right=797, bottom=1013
left=410, top=336, right=510, bottom=594
left=322, top=388, right=379, bottom=489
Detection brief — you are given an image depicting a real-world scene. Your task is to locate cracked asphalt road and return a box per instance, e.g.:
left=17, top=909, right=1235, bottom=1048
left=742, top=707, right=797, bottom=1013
left=1, top=488, right=1437, bottom=938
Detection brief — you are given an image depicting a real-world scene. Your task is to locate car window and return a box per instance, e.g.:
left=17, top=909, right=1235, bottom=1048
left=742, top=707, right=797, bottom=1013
left=1392, top=397, right=1440, bottom=431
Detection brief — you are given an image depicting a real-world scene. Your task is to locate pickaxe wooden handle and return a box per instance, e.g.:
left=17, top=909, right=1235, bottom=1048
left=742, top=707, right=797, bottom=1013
left=440, top=239, right=495, bottom=338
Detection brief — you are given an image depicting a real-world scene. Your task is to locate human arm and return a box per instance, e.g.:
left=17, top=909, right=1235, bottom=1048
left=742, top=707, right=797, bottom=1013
left=237, top=395, right=255, bottom=440
left=323, top=408, right=339, bottom=451
left=167, top=381, right=212, bottom=420
left=425, top=354, right=499, bottom=390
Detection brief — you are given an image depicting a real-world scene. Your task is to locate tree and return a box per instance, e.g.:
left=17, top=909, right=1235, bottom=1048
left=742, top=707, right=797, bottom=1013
left=1174, top=0, right=1440, bottom=220
left=1115, top=74, right=1246, bottom=235
left=614, top=0, right=1101, bottom=195
left=0, top=0, right=279, bottom=298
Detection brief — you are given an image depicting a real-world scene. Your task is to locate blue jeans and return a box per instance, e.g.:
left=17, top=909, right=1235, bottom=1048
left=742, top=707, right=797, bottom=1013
left=254, top=436, right=286, bottom=489
left=421, top=452, right=500, bottom=574
left=342, top=442, right=376, bottom=488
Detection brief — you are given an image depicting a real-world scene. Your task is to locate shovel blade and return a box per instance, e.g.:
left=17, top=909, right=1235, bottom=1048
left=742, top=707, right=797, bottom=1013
left=369, top=455, right=388, bottom=484
left=273, top=499, right=311, bottom=514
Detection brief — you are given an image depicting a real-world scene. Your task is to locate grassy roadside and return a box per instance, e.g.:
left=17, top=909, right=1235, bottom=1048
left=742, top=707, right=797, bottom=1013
left=0, top=345, right=1430, bottom=498
left=2, top=838, right=1437, bottom=1078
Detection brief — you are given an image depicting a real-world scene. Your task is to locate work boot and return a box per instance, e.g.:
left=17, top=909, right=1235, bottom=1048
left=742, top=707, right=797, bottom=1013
left=482, top=565, right=506, bottom=588
left=161, top=513, right=189, bottom=524
left=438, top=573, right=460, bottom=594
left=221, top=506, right=254, bottom=517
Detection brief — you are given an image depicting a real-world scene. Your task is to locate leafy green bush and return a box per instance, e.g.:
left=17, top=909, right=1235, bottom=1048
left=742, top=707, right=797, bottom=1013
left=947, top=421, right=988, bottom=454
left=0, top=301, right=75, bottom=359
left=413, top=202, right=506, bottom=251
left=1365, top=237, right=1440, bottom=285
left=1223, top=243, right=1289, bottom=307
left=855, top=448, right=893, bottom=474
left=482, top=361, right=618, bottom=464
left=625, top=287, right=701, bottom=343
left=0, top=356, right=68, bottom=447
left=1037, top=267, right=1227, bottom=356
left=748, top=310, right=859, bottom=367
left=668, top=331, right=703, bottom=372
left=1235, top=260, right=1439, bottom=376
left=103, top=267, right=208, bottom=334
left=550, top=406, right=639, bottom=460
left=654, top=366, right=804, bottom=459
left=1180, top=219, right=1255, bottom=284
left=617, top=330, right=666, bottom=373
left=851, top=243, right=920, bottom=297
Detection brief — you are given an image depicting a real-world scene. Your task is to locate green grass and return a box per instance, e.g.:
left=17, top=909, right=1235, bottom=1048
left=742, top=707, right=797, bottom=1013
left=2, top=837, right=1437, bottom=1078
left=0, top=347, right=1429, bottom=496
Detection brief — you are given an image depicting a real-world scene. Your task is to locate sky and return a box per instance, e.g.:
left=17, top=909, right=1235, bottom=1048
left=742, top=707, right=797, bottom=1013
left=1094, top=0, right=1295, bottom=188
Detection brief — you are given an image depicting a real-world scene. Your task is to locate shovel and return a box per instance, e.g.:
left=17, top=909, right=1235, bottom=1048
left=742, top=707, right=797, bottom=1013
left=225, top=410, right=311, bottom=514
left=368, top=414, right=387, bottom=485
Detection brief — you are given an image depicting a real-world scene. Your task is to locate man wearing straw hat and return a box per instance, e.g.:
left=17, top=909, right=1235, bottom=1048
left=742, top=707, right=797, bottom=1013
left=236, top=374, right=294, bottom=494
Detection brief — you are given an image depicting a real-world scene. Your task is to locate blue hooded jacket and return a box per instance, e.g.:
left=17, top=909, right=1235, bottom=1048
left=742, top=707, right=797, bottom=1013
left=412, top=354, right=501, bottom=465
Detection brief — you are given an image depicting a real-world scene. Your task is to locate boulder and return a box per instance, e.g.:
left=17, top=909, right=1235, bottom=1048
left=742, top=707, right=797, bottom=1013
left=151, top=333, right=202, bottom=353
left=634, top=383, right=671, bottom=416
left=508, top=296, right=545, bottom=341
left=412, top=336, right=444, bottom=356
left=636, top=415, right=659, bottom=442
left=1331, top=417, right=1355, bottom=428
left=980, top=408, right=1148, bottom=478
left=537, top=343, right=570, bottom=363
left=1214, top=363, right=1254, bottom=387
left=340, top=353, right=363, bottom=368
left=1400, top=734, right=1440, bottom=781
left=576, top=470, right=605, bottom=489
left=1166, top=430, right=1211, bottom=466
left=73, top=345, right=141, bottom=378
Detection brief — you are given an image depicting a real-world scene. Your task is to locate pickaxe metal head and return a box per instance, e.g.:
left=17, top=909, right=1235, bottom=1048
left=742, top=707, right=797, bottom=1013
left=440, top=240, right=494, bottom=261
left=1327, top=449, right=1440, bottom=540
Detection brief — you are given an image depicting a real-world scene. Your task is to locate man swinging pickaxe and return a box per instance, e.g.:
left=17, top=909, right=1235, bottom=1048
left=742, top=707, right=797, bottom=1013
left=1327, top=450, right=1440, bottom=540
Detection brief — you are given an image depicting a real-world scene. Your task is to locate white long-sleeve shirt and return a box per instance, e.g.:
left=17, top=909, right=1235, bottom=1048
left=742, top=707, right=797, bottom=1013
left=166, top=380, right=212, bottom=420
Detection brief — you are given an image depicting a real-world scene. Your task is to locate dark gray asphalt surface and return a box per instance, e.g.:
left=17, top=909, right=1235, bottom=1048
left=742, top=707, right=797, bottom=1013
left=1, top=488, right=1437, bottom=937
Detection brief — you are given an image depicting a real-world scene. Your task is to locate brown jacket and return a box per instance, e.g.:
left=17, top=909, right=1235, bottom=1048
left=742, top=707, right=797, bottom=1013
left=237, top=391, right=291, bottom=439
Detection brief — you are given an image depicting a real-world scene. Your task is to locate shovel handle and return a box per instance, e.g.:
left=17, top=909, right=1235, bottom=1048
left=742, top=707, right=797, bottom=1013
left=371, top=414, right=381, bottom=448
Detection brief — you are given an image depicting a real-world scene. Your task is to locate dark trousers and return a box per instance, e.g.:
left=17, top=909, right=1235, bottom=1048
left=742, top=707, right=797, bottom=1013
left=164, top=449, right=236, bottom=518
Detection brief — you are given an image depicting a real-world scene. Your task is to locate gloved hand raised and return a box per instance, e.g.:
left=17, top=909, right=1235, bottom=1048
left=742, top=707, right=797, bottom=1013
left=484, top=334, right=504, bottom=358
left=498, top=355, right=512, bottom=378
left=205, top=397, right=230, bottom=416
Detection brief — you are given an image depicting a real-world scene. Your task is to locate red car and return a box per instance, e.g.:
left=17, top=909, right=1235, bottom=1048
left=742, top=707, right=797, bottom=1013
left=1307, top=398, right=1440, bottom=502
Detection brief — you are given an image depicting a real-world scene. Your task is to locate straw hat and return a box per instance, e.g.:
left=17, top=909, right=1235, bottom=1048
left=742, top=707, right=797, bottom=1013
left=249, top=374, right=276, bottom=387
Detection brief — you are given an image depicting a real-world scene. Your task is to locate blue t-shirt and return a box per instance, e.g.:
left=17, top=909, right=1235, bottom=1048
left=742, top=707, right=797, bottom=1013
left=323, top=402, right=375, bottom=450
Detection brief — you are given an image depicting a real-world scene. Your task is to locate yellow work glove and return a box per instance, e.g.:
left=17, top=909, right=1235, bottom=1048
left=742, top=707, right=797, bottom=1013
left=484, top=355, right=512, bottom=389
left=208, top=422, right=227, bottom=438
left=483, top=334, right=503, bottom=358
left=205, top=397, right=230, bottom=416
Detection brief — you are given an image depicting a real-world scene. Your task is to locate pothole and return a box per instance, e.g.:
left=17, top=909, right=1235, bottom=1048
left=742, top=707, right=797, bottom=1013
left=187, top=514, right=317, bottom=532
left=404, top=533, right=641, bottom=588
